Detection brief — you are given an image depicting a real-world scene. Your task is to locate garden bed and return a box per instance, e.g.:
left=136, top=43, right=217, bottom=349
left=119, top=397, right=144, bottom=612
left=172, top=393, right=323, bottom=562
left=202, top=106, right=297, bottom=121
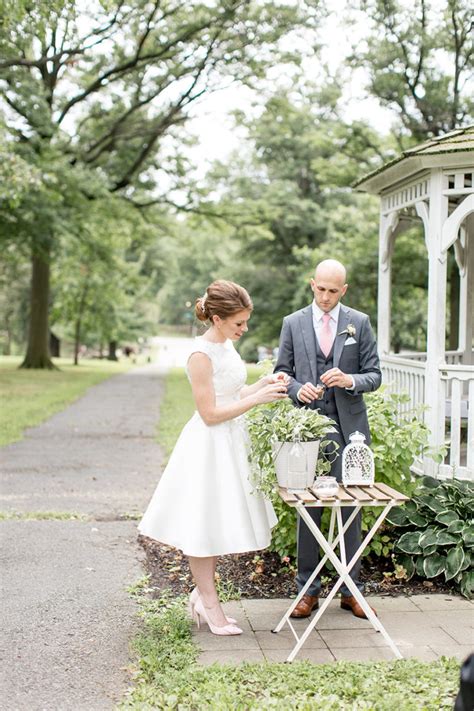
left=139, top=535, right=456, bottom=599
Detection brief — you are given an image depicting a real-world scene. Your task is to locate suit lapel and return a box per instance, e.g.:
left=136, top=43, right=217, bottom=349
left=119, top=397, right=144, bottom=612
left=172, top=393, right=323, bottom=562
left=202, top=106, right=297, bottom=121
left=333, top=306, right=350, bottom=367
left=300, top=306, right=317, bottom=383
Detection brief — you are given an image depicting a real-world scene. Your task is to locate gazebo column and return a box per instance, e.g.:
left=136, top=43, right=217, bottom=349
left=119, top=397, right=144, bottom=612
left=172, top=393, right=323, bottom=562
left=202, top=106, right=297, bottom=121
left=377, top=212, right=397, bottom=355
left=424, top=170, right=449, bottom=475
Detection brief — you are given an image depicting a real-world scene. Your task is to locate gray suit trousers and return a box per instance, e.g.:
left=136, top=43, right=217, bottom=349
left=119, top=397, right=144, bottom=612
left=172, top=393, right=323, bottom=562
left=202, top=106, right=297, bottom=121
left=296, top=423, right=363, bottom=598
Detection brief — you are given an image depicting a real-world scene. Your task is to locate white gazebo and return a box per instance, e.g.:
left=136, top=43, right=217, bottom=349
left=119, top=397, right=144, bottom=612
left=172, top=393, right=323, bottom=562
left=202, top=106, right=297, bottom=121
left=355, top=126, right=473, bottom=481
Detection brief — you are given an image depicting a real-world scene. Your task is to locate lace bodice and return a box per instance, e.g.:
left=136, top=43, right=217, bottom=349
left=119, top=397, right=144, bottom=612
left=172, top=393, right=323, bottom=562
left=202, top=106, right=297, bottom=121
left=186, top=337, right=247, bottom=404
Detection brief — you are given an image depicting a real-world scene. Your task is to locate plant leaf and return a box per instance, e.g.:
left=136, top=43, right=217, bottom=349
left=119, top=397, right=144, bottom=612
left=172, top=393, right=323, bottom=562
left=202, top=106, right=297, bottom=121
left=405, top=510, right=428, bottom=526
left=396, top=531, right=422, bottom=555
left=445, top=546, right=465, bottom=581
left=385, top=507, right=410, bottom=527
left=435, top=511, right=459, bottom=526
left=460, top=570, right=474, bottom=599
left=416, top=495, right=446, bottom=513
left=435, top=530, right=459, bottom=546
left=464, top=524, right=474, bottom=547
left=423, top=553, right=446, bottom=578
left=446, top=519, right=465, bottom=534
left=419, top=526, right=440, bottom=549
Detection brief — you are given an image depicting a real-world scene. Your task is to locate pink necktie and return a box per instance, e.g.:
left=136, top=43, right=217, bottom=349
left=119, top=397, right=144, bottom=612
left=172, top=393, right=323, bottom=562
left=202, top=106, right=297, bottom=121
left=320, top=313, right=333, bottom=357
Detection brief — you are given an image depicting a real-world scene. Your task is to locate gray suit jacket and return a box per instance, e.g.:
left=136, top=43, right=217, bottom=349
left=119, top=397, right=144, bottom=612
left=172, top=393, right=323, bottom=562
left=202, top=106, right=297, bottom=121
left=274, top=303, right=382, bottom=444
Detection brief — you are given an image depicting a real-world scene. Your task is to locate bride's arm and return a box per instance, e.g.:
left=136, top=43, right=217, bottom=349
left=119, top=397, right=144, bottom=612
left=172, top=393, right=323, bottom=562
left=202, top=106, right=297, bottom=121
left=188, top=353, right=287, bottom=426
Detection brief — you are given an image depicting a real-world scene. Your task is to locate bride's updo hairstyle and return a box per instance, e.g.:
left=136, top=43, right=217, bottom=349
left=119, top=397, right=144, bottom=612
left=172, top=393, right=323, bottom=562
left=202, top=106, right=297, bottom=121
left=195, top=280, right=253, bottom=323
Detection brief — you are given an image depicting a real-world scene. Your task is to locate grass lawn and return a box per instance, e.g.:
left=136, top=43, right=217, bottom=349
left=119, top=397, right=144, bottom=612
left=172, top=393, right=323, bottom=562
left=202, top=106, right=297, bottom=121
left=0, top=355, right=132, bottom=447
left=122, top=592, right=459, bottom=710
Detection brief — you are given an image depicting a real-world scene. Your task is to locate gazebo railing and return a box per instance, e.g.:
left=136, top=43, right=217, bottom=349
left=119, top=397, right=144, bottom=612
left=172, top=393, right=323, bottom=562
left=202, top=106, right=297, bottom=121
left=380, top=355, right=426, bottom=417
left=396, top=350, right=466, bottom=365
left=440, top=365, right=473, bottom=481
left=380, top=356, right=473, bottom=481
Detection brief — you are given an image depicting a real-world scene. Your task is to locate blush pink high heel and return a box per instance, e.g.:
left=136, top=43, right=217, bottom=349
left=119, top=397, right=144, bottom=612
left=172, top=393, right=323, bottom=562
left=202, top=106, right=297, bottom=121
left=193, top=597, right=242, bottom=636
left=189, top=587, right=237, bottom=624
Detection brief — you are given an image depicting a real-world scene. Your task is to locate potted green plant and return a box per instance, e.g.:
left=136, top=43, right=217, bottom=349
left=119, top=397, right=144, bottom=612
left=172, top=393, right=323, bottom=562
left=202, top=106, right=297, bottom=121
left=246, top=399, right=338, bottom=497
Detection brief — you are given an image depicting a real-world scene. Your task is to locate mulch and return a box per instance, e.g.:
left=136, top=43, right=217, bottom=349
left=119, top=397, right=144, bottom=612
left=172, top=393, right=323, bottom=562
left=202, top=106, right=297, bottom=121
left=138, top=535, right=456, bottom=599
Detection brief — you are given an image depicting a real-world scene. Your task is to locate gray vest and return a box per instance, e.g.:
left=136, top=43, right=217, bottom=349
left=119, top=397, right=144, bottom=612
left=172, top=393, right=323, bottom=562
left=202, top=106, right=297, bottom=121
left=314, top=332, right=338, bottom=417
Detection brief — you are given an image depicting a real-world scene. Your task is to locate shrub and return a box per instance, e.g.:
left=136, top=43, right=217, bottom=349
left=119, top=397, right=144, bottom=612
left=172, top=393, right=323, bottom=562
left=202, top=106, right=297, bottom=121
left=387, top=476, right=474, bottom=598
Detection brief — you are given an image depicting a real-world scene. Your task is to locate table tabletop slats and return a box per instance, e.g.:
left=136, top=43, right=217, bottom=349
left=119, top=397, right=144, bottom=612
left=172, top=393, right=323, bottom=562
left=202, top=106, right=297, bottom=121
left=372, top=481, right=410, bottom=501
left=359, top=485, right=392, bottom=501
left=278, top=487, right=298, bottom=503
left=295, top=490, right=318, bottom=503
left=278, top=481, right=409, bottom=507
left=343, top=485, right=373, bottom=501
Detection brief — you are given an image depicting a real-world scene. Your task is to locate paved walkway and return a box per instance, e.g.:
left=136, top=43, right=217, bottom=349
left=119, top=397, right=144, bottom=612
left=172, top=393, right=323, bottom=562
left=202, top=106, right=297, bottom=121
left=195, top=595, right=473, bottom=664
left=0, top=365, right=165, bottom=710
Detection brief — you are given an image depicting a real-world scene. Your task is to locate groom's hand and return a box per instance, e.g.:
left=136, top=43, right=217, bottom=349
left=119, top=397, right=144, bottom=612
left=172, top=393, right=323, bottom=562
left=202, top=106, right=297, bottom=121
left=320, top=368, right=353, bottom=389
left=297, top=382, right=324, bottom=403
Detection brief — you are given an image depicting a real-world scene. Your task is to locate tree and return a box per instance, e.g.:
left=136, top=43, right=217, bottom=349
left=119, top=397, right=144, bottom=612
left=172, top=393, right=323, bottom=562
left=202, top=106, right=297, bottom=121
left=198, top=91, right=388, bottom=357
left=0, top=0, right=317, bottom=367
left=352, top=0, right=474, bottom=144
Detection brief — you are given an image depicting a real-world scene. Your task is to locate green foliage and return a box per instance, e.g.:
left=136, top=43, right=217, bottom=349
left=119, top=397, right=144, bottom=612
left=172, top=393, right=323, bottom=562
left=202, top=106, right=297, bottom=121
left=247, top=399, right=339, bottom=496
left=123, top=590, right=460, bottom=709
left=387, top=476, right=474, bottom=598
left=351, top=0, right=474, bottom=142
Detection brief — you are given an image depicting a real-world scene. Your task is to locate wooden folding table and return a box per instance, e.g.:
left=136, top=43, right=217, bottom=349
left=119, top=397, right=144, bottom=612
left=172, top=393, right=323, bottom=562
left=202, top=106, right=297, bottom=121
left=272, top=482, right=409, bottom=662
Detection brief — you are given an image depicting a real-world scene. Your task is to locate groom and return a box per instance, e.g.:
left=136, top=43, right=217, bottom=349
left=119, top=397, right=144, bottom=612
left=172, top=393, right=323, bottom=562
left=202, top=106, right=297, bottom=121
left=274, top=259, right=381, bottom=618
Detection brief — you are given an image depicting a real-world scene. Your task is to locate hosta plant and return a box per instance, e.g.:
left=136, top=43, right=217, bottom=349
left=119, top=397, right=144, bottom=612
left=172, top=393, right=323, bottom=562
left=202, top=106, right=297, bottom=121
left=387, top=476, right=474, bottom=598
left=246, top=398, right=339, bottom=498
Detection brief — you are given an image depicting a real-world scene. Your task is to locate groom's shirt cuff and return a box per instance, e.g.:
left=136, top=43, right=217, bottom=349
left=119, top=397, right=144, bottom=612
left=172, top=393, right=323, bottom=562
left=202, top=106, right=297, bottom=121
left=345, top=376, right=355, bottom=391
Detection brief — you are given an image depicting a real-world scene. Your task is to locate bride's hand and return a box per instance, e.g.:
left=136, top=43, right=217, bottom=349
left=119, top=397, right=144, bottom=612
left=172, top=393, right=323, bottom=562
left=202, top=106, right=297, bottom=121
left=262, top=372, right=290, bottom=387
left=254, top=382, right=288, bottom=405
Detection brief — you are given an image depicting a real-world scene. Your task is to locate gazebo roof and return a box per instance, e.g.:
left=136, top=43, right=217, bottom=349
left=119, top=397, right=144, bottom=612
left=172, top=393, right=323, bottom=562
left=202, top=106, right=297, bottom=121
left=355, top=125, right=474, bottom=195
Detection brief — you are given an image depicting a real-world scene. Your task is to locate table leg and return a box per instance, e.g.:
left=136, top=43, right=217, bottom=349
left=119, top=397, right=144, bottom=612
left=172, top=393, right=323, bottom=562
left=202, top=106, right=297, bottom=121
left=272, top=506, right=360, bottom=634
left=287, top=503, right=403, bottom=661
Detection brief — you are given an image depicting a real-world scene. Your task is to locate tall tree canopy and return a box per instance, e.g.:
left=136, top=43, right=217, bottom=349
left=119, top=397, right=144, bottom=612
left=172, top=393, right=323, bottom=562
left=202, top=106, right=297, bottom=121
left=352, top=0, right=474, bottom=143
left=0, top=0, right=318, bottom=366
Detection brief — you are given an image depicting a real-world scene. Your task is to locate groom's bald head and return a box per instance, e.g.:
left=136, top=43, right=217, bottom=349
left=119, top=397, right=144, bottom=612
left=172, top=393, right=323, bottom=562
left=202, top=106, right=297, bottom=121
left=314, top=259, right=347, bottom=284
left=311, top=259, right=348, bottom=312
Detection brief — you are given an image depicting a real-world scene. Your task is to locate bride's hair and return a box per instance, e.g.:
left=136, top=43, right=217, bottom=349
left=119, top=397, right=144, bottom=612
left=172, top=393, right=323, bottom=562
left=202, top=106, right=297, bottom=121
left=195, top=280, right=253, bottom=323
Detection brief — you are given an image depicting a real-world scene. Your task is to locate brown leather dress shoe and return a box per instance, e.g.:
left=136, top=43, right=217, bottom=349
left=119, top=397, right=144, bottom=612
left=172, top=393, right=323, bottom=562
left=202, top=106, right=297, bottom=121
left=290, top=594, right=319, bottom=618
left=340, top=595, right=377, bottom=619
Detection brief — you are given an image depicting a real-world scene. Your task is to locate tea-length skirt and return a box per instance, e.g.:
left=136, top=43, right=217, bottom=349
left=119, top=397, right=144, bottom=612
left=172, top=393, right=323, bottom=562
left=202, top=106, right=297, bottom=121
left=138, top=411, right=277, bottom=557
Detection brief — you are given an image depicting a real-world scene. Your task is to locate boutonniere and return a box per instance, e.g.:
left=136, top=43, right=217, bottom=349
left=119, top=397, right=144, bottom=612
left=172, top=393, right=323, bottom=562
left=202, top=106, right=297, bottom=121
left=338, top=323, right=356, bottom=337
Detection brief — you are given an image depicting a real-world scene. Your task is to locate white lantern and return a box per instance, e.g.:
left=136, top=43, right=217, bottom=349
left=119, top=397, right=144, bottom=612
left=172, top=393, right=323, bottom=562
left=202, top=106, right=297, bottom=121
left=342, top=431, right=374, bottom=486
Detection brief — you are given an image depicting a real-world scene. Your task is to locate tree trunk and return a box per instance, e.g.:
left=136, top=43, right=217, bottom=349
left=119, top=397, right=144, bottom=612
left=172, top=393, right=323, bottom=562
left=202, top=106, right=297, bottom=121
left=4, top=312, right=11, bottom=355
left=50, top=332, right=60, bottom=358
left=73, top=284, right=89, bottom=365
left=108, top=340, right=118, bottom=361
left=21, top=242, right=56, bottom=369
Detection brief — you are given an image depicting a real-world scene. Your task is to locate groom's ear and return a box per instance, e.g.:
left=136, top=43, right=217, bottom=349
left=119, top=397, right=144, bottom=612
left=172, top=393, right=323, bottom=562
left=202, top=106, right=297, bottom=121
left=341, top=283, right=348, bottom=298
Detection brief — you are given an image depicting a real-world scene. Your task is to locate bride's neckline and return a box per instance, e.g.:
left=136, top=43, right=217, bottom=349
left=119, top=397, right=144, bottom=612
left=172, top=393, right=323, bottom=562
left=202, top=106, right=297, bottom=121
left=198, top=336, right=229, bottom=346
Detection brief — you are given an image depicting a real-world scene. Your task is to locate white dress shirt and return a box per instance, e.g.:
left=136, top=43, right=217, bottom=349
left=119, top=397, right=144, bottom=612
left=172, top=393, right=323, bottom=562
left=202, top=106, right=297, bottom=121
left=312, top=301, right=339, bottom=345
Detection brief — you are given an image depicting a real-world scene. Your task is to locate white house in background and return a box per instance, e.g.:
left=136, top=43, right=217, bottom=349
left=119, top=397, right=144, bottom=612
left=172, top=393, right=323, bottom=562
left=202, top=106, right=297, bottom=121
left=355, top=126, right=473, bottom=481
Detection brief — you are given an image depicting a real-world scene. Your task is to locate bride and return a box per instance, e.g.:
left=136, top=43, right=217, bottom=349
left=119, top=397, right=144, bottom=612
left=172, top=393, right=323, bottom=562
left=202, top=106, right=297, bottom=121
left=138, top=280, right=288, bottom=635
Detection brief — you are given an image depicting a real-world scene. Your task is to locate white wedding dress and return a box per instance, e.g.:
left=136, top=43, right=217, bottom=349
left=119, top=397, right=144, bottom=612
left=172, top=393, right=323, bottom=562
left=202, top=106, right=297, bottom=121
left=138, top=337, right=277, bottom=557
